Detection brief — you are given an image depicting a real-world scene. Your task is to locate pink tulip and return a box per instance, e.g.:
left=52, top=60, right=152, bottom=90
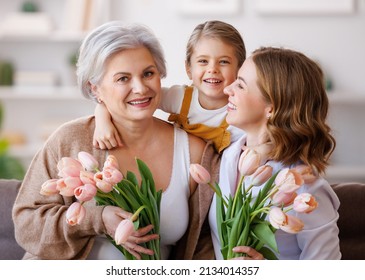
left=238, top=148, right=261, bottom=176
left=293, top=165, right=318, bottom=184
left=268, top=207, right=287, bottom=229
left=275, top=168, right=304, bottom=193
left=115, top=219, right=135, bottom=245
left=104, top=155, right=120, bottom=169
left=74, top=183, right=97, bottom=202
left=269, top=207, right=304, bottom=234
left=40, top=179, right=59, bottom=196
left=56, top=177, right=83, bottom=196
left=250, top=164, right=273, bottom=186
left=280, top=215, right=304, bottom=234
left=272, top=190, right=297, bottom=207
left=79, top=170, right=96, bottom=185
left=94, top=172, right=114, bottom=193
left=102, top=167, right=123, bottom=185
left=78, top=151, right=99, bottom=172
left=66, top=202, right=86, bottom=226
left=189, top=164, right=211, bottom=184
left=293, top=193, right=318, bottom=213
left=57, top=157, right=84, bottom=178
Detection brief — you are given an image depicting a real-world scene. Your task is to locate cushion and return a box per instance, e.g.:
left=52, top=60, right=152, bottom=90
left=0, top=179, right=25, bottom=259
left=332, top=182, right=365, bottom=260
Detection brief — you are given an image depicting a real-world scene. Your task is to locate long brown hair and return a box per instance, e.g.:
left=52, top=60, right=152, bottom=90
left=252, top=47, right=335, bottom=174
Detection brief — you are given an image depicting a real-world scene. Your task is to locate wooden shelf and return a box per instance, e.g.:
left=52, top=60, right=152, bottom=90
left=0, top=31, right=85, bottom=43
left=0, top=86, right=87, bottom=100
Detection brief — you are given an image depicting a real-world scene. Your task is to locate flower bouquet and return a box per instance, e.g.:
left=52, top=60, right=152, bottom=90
left=190, top=148, right=318, bottom=260
left=41, top=151, right=162, bottom=260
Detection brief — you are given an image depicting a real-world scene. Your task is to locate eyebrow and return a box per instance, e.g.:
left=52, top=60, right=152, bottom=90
left=238, top=76, right=247, bottom=84
left=112, top=65, right=157, bottom=77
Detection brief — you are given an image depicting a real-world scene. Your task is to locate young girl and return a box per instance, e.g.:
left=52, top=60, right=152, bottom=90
left=93, top=20, right=246, bottom=153
left=208, top=47, right=340, bottom=259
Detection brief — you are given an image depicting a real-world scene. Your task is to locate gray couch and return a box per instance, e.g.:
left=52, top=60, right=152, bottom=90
left=0, top=179, right=25, bottom=259
left=1, top=179, right=365, bottom=259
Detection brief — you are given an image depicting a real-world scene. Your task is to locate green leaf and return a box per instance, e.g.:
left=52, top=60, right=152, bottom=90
left=258, top=246, right=279, bottom=260
left=227, top=206, right=245, bottom=259
left=126, top=170, right=138, bottom=186
left=252, top=222, right=278, bottom=253
left=136, top=158, right=156, bottom=196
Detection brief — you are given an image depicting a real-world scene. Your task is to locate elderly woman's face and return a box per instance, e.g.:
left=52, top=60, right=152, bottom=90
left=92, top=46, right=162, bottom=122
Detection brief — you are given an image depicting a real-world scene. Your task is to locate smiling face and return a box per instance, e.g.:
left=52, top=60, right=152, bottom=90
left=186, top=37, right=239, bottom=109
left=91, top=47, right=162, bottom=123
left=224, top=57, right=272, bottom=136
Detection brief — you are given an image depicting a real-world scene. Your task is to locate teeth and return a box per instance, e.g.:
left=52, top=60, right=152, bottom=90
left=228, top=102, right=236, bottom=110
left=129, top=98, right=150, bottom=105
left=205, top=78, right=221, bottom=84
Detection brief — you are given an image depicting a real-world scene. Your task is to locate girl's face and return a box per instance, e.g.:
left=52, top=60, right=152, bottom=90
left=91, top=47, right=161, bottom=123
left=186, top=37, right=239, bottom=110
left=224, top=57, right=272, bottom=133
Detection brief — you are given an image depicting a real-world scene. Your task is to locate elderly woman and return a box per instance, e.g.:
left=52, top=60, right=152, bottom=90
left=12, top=21, right=217, bottom=260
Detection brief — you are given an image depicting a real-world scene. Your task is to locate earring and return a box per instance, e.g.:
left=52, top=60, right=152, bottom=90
left=266, top=114, right=271, bottom=120
left=97, top=97, right=102, bottom=104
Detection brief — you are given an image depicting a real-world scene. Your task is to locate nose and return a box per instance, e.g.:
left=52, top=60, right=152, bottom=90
left=131, top=78, right=148, bottom=94
left=207, top=61, right=219, bottom=74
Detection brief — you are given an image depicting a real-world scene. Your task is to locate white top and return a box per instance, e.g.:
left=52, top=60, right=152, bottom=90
left=87, top=126, right=190, bottom=259
left=209, top=134, right=342, bottom=260
left=160, top=85, right=244, bottom=144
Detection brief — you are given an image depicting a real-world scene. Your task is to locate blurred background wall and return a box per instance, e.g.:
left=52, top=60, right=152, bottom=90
left=0, top=0, right=364, bottom=182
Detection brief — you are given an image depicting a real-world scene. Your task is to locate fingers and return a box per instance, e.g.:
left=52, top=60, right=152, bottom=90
left=232, top=246, right=264, bottom=260
left=134, top=224, right=154, bottom=236
left=93, top=138, right=118, bottom=150
left=129, top=224, right=159, bottom=243
left=121, top=241, right=155, bottom=260
left=129, top=233, right=159, bottom=244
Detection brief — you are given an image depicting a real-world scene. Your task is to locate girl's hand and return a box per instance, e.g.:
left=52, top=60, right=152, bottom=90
left=93, top=124, right=123, bottom=150
left=93, top=103, right=123, bottom=149
left=231, top=246, right=265, bottom=260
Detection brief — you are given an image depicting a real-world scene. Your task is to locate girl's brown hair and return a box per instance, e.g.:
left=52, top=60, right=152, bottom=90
left=185, top=20, right=246, bottom=69
left=252, top=47, right=335, bottom=174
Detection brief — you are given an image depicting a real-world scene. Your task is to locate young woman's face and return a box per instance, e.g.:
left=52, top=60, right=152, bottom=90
left=186, top=37, right=239, bottom=109
left=92, top=47, right=162, bottom=122
left=224, top=57, right=272, bottom=132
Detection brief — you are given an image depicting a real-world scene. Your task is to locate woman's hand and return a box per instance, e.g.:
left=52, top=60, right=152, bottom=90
left=121, top=224, right=159, bottom=259
left=231, top=246, right=265, bottom=260
left=102, top=206, right=159, bottom=259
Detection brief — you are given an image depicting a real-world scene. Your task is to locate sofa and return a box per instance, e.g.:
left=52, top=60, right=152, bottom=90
left=1, top=179, right=364, bottom=260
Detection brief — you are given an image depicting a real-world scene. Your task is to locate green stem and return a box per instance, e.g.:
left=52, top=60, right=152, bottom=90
left=249, top=206, right=270, bottom=223
left=208, top=182, right=228, bottom=208
left=130, top=205, right=146, bottom=221
left=231, top=176, right=246, bottom=217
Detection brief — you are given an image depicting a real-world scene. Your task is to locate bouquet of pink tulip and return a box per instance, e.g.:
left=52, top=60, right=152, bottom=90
left=190, top=148, right=318, bottom=260
left=40, top=151, right=162, bottom=260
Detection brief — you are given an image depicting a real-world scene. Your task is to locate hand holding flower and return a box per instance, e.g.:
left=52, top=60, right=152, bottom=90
left=41, top=152, right=162, bottom=259
left=231, top=246, right=265, bottom=260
